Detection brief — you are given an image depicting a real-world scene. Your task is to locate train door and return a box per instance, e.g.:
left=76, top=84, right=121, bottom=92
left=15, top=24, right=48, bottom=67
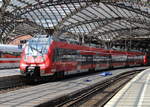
left=94, top=52, right=110, bottom=70
left=108, top=54, right=113, bottom=69
left=126, top=54, right=129, bottom=67
left=0, top=51, right=2, bottom=58
left=86, top=55, right=94, bottom=70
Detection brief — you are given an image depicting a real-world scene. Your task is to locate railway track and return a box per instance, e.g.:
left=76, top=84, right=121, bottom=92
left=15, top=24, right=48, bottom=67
left=78, top=70, right=140, bottom=107
left=0, top=67, right=148, bottom=106
left=38, top=69, right=141, bottom=107
left=0, top=75, right=27, bottom=92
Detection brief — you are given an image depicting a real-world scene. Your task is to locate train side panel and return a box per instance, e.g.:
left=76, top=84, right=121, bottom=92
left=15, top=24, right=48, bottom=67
left=49, top=41, right=110, bottom=76
left=110, top=50, right=127, bottom=68
left=0, top=45, right=21, bottom=69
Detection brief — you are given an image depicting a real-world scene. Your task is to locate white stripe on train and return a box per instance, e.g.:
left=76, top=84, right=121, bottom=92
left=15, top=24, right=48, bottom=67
left=0, top=58, right=20, bottom=61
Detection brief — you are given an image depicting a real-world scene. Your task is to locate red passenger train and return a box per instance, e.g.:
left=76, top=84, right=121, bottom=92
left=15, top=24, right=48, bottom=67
left=20, top=35, right=146, bottom=80
left=0, top=44, right=22, bottom=68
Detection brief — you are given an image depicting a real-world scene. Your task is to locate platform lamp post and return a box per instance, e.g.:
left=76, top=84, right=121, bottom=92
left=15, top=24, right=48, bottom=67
left=129, top=26, right=132, bottom=51
left=82, top=33, right=85, bottom=45
left=127, top=18, right=132, bottom=52
left=78, top=33, right=83, bottom=45
left=124, top=31, right=127, bottom=51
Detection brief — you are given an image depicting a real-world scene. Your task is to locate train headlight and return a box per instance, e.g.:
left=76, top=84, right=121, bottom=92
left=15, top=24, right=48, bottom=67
left=39, top=64, right=46, bottom=67
left=20, top=63, right=27, bottom=67
left=39, top=57, right=45, bottom=62
left=39, top=63, right=47, bottom=69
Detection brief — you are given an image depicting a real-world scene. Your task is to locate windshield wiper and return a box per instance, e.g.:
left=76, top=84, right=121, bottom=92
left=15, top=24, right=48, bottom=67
left=29, top=45, right=43, bottom=55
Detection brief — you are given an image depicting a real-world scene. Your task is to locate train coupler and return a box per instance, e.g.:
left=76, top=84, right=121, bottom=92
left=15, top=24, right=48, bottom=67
left=26, top=66, right=40, bottom=77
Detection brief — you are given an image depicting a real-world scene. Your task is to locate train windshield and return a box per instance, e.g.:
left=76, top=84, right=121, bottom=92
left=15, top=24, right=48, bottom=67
left=25, top=37, right=51, bottom=56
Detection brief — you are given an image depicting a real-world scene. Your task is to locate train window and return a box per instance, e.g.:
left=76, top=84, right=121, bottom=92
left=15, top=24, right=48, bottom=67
left=59, top=38, right=67, bottom=42
left=111, top=55, right=127, bottom=62
left=13, top=52, right=20, bottom=56
left=74, top=41, right=79, bottom=45
left=90, top=44, right=97, bottom=48
left=53, top=48, right=80, bottom=62
left=18, top=45, right=22, bottom=49
left=4, top=51, right=13, bottom=55
left=69, top=41, right=79, bottom=45
left=26, top=37, right=51, bottom=56
left=53, top=48, right=58, bottom=62
left=52, top=37, right=59, bottom=42
left=0, top=51, right=1, bottom=57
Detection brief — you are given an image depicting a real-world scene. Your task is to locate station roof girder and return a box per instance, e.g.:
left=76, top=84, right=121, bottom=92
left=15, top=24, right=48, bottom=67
left=0, top=0, right=150, bottom=51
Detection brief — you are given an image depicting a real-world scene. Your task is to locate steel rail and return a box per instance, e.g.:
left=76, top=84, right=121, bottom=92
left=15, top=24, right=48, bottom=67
left=38, top=69, right=142, bottom=107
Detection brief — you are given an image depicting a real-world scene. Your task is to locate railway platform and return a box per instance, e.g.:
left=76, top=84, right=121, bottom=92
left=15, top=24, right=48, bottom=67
left=0, top=69, right=20, bottom=77
left=105, top=68, right=150, bottom=107
left=0, top=67, right=148, bottom=107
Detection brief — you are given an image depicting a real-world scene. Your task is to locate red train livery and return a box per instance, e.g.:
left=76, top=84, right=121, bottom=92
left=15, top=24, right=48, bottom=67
left=20, top=35, right=146, bottom=80
left=0, top=44, right=22, bottom=69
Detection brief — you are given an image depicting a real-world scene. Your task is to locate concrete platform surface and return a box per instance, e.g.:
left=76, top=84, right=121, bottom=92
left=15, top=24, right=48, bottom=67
left=0, top=69, right=20, bottom=77
left=105, top=68, right=150, bottom=107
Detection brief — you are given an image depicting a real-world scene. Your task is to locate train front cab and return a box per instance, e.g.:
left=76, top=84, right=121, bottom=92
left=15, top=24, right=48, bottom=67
left=144, top=54, right=150, bottom=65
left=20, top=37, right=55, bottom=80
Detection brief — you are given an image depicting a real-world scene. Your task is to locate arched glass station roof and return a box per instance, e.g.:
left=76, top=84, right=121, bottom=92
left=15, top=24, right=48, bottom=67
left=0, top=0, right=150, bottom=51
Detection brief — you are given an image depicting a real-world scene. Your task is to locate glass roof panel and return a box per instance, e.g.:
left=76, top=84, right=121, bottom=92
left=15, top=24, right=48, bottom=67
left=81, top=9, right=97, bottom=19
left=71, top=15, right=85, bottom=22
left=98, top=3, right=113, bottom=18
left=0, top=0, right=150, bottom=44
left=76, top=12, right=92, bottom=20
left=99, top=4, right=118, bottom=17
left=67, top=18, right=78, bottom=23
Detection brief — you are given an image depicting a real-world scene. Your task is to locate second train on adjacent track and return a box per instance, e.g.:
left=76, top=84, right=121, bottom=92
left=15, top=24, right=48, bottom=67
left=0, top=44, right=22, bottom=69
left=20, top=35, right=146, bottom=80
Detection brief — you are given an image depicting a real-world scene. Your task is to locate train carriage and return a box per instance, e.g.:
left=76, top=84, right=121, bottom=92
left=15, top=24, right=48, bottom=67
left=20, top=35, right=146, bottom=81
left=0, top=44, right=22, bottom=68
left=127, top=51, right=145, bottom=66
left=110, top=50, right=127, bottom=68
